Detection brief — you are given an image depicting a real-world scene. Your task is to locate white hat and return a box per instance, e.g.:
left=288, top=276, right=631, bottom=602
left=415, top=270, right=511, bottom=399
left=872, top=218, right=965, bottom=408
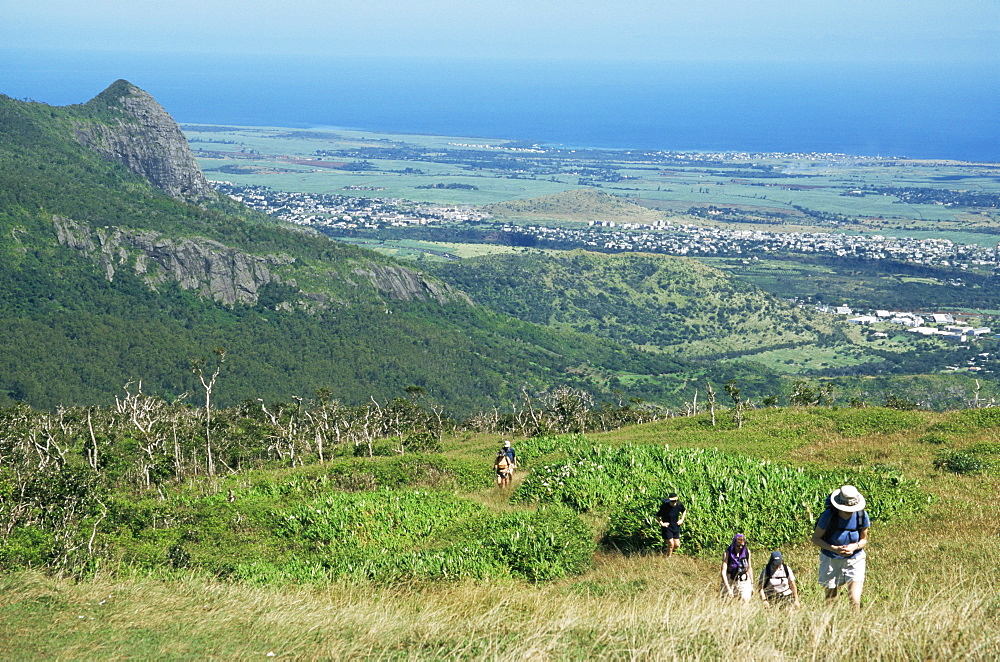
left=503, top=440, right=511, bottom=447
left=830, top=485, right=866, bottom=512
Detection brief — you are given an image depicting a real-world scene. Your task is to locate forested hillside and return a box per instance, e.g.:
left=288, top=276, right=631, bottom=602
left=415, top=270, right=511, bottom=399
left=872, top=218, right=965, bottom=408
left=0, top=83, right=711, bottom=414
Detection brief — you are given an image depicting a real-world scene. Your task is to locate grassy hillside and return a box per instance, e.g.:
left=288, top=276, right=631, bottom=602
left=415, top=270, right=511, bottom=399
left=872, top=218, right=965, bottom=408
left=1, top=403, right=998, bottom=657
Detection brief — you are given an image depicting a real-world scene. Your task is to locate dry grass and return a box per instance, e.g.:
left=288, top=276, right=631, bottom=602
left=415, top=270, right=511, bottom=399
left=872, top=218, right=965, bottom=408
left=3, top=537, right=998, bottom=660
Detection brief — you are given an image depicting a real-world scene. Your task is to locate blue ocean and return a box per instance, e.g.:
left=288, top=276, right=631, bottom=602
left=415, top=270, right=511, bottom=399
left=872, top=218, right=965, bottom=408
left=3, top=50, right=998, bottom=161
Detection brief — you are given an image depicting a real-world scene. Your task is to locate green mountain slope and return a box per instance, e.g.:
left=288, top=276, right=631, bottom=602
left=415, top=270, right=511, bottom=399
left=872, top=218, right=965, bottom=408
left=427, top=250, right=843, bottom=357
left=0, top=83, right=700, bottom=414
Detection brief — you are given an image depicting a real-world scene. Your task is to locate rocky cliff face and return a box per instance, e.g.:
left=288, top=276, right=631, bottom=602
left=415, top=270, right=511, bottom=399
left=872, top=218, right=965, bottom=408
left=53, top=215, right=470, bottom=309
left=72, top=80, right=215, bottom=203
left=53, top=215, right=292, bottom=306
left=352, top=262, right=471, bottom=305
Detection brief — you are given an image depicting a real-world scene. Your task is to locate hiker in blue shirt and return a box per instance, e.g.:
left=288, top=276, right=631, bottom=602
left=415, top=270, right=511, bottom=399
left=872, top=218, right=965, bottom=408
left=811, top=484, right=870, bottom=609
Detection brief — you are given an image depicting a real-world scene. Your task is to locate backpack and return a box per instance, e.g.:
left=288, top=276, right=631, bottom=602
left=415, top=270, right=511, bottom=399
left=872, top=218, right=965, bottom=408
left=495, top=452, right=510, bottom=471
left=818, top=507, right=869, bottom=545
left=762, top=562, right=791, bottom=595
left=726, top=545, right=749, bottom=579
left=763, top=562, right=788, bottom=583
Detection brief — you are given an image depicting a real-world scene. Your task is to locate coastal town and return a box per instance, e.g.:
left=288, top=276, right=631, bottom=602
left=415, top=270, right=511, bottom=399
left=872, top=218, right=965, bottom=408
left=215, top=182, right=488, bottom=227
left=214, top=182, right=1000, bottom=271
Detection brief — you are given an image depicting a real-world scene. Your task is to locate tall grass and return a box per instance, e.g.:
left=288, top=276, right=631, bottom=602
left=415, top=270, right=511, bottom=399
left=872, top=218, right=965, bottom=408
left=3, top=550, right=997, bottom=660
left=2, top=408, right=997, bottom=657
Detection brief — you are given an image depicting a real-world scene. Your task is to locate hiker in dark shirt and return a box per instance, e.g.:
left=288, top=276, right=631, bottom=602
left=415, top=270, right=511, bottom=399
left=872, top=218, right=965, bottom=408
left=655, top=493, right=686, bottom=556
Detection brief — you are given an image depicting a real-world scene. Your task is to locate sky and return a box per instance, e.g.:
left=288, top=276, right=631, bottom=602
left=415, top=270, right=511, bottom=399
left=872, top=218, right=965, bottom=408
left=3, top=0, right=998, bottom=64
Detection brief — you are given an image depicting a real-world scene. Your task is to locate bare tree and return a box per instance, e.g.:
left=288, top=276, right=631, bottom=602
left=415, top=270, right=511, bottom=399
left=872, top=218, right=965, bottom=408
left=190, top=347, right=226, bottom=476
left=706, top=381, right=717, bottom=427
left=724, top=380, right=745, bottom=429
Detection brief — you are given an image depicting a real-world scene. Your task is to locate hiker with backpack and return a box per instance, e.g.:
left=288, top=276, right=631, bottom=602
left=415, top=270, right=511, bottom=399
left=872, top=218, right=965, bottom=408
left=811, top=484, right=870, bottom=609
left=494, top=440, right=516, bottom=487
left=655, top=492, right=686, bottom=556
left=720, top=533, right=753, bottom=602
left=758, top=550, right=800, bottom=609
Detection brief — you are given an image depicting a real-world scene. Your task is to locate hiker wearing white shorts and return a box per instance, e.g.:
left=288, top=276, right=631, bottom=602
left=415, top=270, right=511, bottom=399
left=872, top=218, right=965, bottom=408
left=720, top=533, right=753, bottom=603
left=811, top=485, right=870, bottom=609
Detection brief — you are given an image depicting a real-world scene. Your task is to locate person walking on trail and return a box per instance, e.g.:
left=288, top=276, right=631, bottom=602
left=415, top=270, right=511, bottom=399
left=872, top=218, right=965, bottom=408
left=811, top=484, right=870, bottom=609
left=494, top=440, right=516, bottom=487
left=721, top=533, right=753, bottom=602
left=655, top=492, right=686, bottom=556
left=758, top=550, right=800, bottom=609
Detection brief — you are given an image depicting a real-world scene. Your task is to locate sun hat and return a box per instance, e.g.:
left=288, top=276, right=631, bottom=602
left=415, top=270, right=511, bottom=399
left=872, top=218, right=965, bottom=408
left=503, top=440, right=511, bottom=447
left=829, top=485, right=866, bottom=512
left=667, top=492, right=678, bottom=500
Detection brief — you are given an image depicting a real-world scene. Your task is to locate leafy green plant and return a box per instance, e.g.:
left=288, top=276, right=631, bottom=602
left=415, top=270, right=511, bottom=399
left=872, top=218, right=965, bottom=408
left=933, top=449, right=989, bottom=475
left=514, top=435, right=926, bottom=555
left=953, top=407, right=1000, bottom=430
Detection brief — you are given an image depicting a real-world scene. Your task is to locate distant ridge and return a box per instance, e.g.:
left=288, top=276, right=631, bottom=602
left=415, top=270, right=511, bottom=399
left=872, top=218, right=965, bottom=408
left=429, top=250, right=837, bottom=358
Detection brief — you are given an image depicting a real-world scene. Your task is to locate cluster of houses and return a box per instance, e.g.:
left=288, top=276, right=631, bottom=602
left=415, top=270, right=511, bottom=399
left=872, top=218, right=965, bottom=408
left=213, top=182, right=998, bottom=273
left=836, top=307, right=992, bottom=342
left=517, top=222, right=1000, bottom=269
left=213, top=182, right=488, bottom=228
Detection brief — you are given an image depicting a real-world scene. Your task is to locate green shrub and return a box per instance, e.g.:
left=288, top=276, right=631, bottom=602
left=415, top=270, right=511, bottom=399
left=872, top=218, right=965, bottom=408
left=916, top=433, right=951, bottom=445
left=486, top=505, right=594, bottom=581
left=266, top=490, right=593, bottom=582
left=953, top=407, right=1000, bottom=430
left=933, top=449, right=989, bottom=475
left=514, top=437, right=927, bottom=556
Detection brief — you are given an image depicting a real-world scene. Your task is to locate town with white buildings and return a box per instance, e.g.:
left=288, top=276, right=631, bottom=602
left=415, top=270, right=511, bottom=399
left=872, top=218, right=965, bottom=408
left=214, top=182, right=1000, bottom=272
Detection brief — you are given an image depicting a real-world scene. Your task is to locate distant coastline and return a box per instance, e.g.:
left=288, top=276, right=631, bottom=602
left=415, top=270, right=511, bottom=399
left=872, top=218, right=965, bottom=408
left=3, top=50, right=999, bottom=162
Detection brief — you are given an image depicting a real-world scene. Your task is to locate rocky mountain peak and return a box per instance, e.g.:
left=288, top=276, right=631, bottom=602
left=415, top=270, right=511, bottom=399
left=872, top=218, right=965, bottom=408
left=73, top=80, right=215, bottom=204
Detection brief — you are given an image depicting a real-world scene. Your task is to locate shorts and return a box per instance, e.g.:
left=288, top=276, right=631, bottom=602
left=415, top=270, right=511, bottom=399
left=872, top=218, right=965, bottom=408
left=818, top=552, right=866, bottom=589
left=660, top=524, right=681, bottom=541
left=721, top=574, right=753, bottom=601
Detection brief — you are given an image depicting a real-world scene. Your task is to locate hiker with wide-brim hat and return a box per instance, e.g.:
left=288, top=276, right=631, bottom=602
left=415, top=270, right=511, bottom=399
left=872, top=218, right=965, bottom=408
left=811, top=484, right=870, bottom=609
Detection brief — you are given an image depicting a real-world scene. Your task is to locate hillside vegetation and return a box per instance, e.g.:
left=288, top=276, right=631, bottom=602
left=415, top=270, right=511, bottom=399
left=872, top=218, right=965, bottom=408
left=428, top=250, right=840, bottom=358
left=0, top=85, right=712, bottom=414
left=1, top=400, right=998, bottom=657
